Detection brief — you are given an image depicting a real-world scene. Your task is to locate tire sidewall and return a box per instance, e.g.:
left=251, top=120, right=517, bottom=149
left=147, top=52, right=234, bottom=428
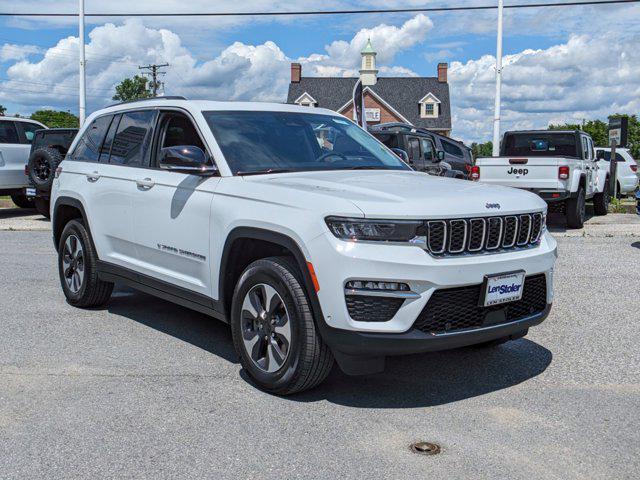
left=231, top=260, right=307, bottom=390
left=28, top=148, right=62, bottom=189
left=58, top=220, right=92, bottom=304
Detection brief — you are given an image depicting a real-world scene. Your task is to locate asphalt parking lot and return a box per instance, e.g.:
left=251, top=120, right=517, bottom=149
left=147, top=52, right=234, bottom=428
left=1, top=212, right=639, bottom=479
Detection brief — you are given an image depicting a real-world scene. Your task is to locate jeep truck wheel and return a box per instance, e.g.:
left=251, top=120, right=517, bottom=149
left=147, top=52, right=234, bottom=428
left=34, top=197, right=51, bottom=219
left=231, top=257, right=334, bottom=395
left=566, top=186, right=585, bottom=229
left=10, top=193, right=34, bottom=209
left=592, top=182, right=609, bottom=216
left=58, top=219, right=113, bottom=307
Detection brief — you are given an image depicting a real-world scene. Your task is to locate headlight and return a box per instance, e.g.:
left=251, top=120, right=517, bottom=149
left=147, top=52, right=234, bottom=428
left=325, top=216, right=422, bottom=242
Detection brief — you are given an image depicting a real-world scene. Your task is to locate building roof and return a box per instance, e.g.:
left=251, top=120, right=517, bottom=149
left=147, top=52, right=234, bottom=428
left=286, top=76, right=451, bottom=130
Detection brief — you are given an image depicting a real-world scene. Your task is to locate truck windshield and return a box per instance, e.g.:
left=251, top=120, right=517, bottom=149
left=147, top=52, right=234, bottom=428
left=203, top=111, right=410, bottom=175
left=501, top=133, right=579, bottom=158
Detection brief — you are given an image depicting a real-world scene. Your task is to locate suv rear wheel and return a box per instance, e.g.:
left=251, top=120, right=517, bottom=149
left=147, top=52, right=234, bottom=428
left=28, top=147, right=64, bottom=191
left=592, top=181, right=610, bottom=216
left=58, top=219, right=113, bottom=307
left=231, top=257, right=334, bottom=395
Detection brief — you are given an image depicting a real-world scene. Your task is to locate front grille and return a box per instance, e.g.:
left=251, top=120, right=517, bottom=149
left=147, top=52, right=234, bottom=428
left=413, top=274, right=547, bottom=334
left=346, top=295, right=404, bottom=322
left=423, top=212, right=544, bottom=257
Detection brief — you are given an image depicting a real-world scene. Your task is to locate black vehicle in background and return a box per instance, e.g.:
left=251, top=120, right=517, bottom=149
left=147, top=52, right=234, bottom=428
left=26, top=128, right=78, bottom=218
left=369, top=122, right=472, bottom=178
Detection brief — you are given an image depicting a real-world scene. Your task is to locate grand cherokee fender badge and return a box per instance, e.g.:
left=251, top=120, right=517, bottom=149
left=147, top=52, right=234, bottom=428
left=485, top=203, right=501, bottom=209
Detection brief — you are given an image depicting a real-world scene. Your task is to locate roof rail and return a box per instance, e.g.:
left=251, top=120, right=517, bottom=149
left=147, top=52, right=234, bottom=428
left=108, top=96, right=188, bottom=107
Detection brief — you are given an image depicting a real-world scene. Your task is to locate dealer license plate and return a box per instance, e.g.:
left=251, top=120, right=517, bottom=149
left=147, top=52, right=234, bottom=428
left=482, top=271, right=525, bottom=307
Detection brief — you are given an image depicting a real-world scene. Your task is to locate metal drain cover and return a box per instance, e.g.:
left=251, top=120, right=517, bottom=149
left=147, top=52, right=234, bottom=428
left=410, top=441, right=441, bottom=456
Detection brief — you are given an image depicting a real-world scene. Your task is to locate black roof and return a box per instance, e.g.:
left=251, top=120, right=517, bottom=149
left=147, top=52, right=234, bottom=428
left=286, top=77, right=451, bottom=131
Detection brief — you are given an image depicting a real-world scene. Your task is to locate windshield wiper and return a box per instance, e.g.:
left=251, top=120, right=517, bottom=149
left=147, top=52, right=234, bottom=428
left=236, top=168, right=294, bottom=176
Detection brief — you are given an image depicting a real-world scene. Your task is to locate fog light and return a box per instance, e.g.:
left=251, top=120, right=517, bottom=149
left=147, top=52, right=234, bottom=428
left=345, top=280, right=410, bottom=292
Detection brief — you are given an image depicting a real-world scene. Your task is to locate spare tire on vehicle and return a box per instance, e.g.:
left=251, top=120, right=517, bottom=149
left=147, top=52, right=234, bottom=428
left=28, top=147, right=64, bottom=191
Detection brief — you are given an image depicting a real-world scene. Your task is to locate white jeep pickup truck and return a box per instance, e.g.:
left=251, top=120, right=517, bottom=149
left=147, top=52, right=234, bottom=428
left=474, top=130, right=609, bottom=228
left=51, top=98, right=557, bottom=394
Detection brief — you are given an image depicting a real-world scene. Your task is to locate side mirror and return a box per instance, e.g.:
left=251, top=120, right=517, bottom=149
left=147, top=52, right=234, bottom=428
left=596, top=150, right=605, bottom=160
left=436, top=150, right=445, bottom=162
left=159, top=145, right=217, bottom=175
left=391, top=148, right=409, bottom=163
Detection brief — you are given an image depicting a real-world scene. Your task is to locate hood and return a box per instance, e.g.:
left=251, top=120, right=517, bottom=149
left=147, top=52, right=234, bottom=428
left=244, top=170, right=546, bottom=218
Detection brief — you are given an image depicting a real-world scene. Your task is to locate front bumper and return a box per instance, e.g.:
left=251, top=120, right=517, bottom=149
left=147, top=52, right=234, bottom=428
left=308, top=230, right=557, bottom=334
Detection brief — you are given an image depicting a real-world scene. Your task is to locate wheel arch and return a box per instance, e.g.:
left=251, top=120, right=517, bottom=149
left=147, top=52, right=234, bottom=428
left=219, top=227, right=325, bottom=325
left=52, top=196, right=90, bottom=251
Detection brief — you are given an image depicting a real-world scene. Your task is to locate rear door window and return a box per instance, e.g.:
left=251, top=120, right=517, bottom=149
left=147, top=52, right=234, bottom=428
left=109, top=110, right=157, bottom=167
left=0, top=120, right=19, bottom=144
left=99, top=114, right=120, bottom=163
left=71, top=115, right=113, bottom=162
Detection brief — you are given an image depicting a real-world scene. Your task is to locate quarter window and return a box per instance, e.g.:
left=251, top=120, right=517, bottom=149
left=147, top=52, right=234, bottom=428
left=109, top=110, right=157, bottom=167
left=0, top=121, right=19, bottom=144
left=20, top=122, right=42, bottom=144
left=71, top=115, right=112, bottom=162
left=99, top=114, right=119, bottom=163
left=442, top=140, right=463, bottom=157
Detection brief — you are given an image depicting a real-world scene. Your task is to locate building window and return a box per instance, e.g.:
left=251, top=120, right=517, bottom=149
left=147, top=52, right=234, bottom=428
left=425, top=104, right=434, bottom=116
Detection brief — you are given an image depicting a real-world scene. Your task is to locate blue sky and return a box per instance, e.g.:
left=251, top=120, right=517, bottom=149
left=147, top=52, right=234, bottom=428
left=1, top=1, right=638, bottom=142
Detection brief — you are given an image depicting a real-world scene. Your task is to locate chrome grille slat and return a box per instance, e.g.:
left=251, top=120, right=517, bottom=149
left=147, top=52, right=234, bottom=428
left=424, top=212, right=544, bottom=257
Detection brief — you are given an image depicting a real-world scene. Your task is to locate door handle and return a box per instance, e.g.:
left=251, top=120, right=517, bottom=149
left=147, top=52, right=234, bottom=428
left=86, top=171, right=100, bottom=182
left=136, top=177, right=155, bottom=190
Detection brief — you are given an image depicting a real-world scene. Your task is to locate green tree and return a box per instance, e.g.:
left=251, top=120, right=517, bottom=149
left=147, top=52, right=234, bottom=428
left=112, top=75, right=152, bottom=102
left=470, top=141, right=493, bottom=159
left=30, top=110, right=79, bottom=128
left=0, top=104, right=6, bottom=116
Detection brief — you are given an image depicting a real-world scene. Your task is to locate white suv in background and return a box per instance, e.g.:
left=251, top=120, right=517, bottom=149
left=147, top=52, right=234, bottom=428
left=51, top=98, right=557, bottom=394
left=0, top=116, right=46, bottom=207
left=594, top=147, right=639, bottom=196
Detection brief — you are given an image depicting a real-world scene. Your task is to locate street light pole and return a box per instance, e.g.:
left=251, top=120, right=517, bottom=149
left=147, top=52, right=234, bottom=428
left=491, top=0, right=504, bottom=157
left=78, top=0, right=86, bottom=126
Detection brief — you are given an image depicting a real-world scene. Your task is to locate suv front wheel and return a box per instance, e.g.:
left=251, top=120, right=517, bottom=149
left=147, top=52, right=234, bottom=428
left=231, top=257, right=334, bottom=395
left=58, top=219, right=113, bottom=307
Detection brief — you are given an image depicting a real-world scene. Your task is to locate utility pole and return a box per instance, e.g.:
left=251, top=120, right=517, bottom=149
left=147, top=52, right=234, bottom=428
left=138, top=63, right=169, bottom=97
left=78, top=0, right=86, bottom=125
left=491, top=0, right=504, bottom=157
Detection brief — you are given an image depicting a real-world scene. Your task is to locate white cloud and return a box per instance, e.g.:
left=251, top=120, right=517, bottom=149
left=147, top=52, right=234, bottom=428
left=0, top=15, right=431, bottom=110
left=0, top=43, right=41, bottom=62
left=449, top=34, right=640, bottom=143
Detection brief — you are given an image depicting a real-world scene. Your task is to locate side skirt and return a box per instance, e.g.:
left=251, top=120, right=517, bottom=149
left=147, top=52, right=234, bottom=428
left=97, top=260, right=227, bottom=323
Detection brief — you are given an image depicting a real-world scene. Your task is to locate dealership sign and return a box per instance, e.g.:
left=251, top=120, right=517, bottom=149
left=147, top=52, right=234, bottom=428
left=365, top=108, right=381, bottom=122
left=609, top=117, right=628, bottom=147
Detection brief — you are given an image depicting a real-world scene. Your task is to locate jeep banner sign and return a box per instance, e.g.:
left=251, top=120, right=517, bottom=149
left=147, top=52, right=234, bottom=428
left=608, top=117, right=628, bottom=148
left=352, top=79, right=366, bottom=129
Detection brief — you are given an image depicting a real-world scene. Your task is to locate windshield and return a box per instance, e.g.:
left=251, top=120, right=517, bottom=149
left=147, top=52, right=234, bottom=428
left=502, top=133, right=579, bottom=158
left=203, top=111, right=410, bottom=175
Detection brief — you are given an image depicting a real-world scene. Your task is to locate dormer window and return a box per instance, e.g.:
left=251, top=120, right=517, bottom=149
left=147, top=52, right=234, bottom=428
left=419, top=92, right=441, bottom=118
left=294, top=92, right=317, bottom=108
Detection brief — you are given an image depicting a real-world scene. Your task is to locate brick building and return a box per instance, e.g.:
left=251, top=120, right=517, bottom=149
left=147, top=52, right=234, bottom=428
left=286, top=40, right=452, bottom=135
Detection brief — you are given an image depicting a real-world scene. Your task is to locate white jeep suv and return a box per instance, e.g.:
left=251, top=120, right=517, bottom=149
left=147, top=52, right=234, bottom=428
left=51, top=98, right=557, bottom=394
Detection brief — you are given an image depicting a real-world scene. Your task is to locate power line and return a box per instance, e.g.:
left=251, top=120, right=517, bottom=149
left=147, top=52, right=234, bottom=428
left=0, top=0, right=638, bottom=17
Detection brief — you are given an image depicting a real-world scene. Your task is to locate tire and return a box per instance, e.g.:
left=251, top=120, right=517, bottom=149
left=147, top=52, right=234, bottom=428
left=565, top=186, right=585, bottom=229
left=472, top=328, right=528, bottom=348
left=58, top=219, right=113, bottom=308
left=231, top=256, right=334, bottom=395
left=10, top=193, right=34, bottom=209
left=28, top=147, right=64, bottom=191
left=592, top=180, right=609, bottom=216
left=34, top=197, right=51, bottom=219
